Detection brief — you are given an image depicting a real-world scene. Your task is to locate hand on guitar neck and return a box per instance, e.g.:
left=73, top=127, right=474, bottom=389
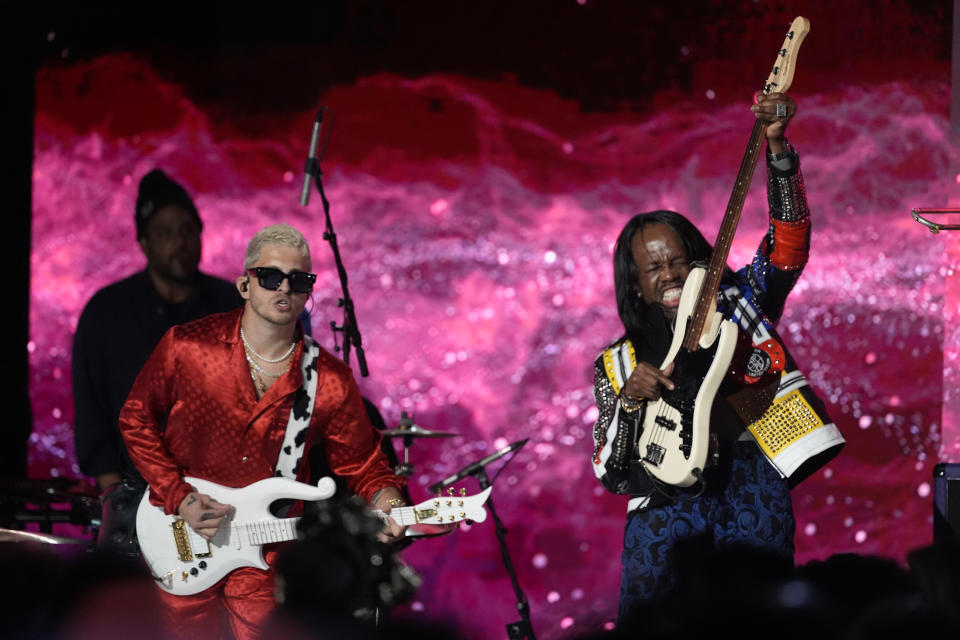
left=370, top=486, right=407, bottom=543
left=178, top=485, right=408, bottom=543
left=752, top=91, right=796, bottom=154
left=621, top=90, right=799, bottom=411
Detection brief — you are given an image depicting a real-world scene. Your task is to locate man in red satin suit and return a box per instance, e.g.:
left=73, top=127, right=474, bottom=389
left=119, top=222, right=406, bottom=640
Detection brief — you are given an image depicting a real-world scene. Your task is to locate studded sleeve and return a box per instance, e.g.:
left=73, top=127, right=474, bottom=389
left=591, top=356, right=639, bottom=494
left=740, top=144, right=811, bottom=323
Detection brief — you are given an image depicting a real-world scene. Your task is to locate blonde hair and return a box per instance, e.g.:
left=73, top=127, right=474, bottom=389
left=243, top=223, right=312, bottom=270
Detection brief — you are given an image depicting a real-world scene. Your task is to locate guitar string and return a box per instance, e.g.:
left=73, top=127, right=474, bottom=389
left=644, top=38, right=792, bottom=486
left=196, top=507, right=427, bottom=545
left=183, top=501, right=486, bottom=550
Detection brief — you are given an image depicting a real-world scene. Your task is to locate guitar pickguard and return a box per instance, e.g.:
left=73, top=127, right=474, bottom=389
left=635, top=267, right=739, bottom=487
left=656, top=344, right=720, bottom=461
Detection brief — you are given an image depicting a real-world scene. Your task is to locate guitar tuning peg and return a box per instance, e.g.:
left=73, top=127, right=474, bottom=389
left=447, top=488, right=455, bottom=496
left=459, top=488, right=466, bottom=496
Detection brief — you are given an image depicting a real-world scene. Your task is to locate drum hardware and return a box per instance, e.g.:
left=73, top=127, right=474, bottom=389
left=380, top=411, right=457, bottom=478
left=375, top=412, right=458, bottom=543
left=0, top=478, right=98, bottom=546
left=0, top=477, right=98, bottom=504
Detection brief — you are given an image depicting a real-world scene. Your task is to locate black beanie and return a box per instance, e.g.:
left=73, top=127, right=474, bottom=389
left=134, top=169, right=203, bottom=239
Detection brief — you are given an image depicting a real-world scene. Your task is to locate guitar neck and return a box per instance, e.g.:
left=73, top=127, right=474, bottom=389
left=233, top=517, right=302, bottom=546
left=372, top=506, right=420, bottom=527
left=213, top=507, right=423, bottom=548
left=683, top=118, right=768, bottom=351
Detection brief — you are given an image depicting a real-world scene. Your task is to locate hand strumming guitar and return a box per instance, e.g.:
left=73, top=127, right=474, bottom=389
left=178, top=491, right=234, bottom=540
left=621, top=361, right=676, bottom=405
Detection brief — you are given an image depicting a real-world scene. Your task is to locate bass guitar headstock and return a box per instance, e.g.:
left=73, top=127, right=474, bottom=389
left=762, top=16, right=810, bottom=96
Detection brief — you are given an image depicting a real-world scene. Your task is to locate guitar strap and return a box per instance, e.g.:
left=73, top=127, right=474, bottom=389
left=274, top=334, right=321, bottom=480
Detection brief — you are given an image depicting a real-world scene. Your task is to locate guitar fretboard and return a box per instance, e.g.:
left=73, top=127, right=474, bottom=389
left=187, top=507, right=425, bottom=550
left=681, top=17, right=808, bottom=352
left=372, top=506, right=428, bottom=527
left=683, top=118, right=768, bottom=351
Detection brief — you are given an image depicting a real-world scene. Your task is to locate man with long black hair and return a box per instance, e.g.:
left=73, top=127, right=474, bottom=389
left=590, top=92, right=844, bottom=625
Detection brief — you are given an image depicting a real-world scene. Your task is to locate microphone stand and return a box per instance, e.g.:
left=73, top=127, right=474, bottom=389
left=472, top=467, right=536, bottom=640
left=312, top=167, right=369, bottom=378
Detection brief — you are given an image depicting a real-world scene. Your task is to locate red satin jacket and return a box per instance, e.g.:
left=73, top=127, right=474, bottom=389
left=119, top=307, right=402, bottom=515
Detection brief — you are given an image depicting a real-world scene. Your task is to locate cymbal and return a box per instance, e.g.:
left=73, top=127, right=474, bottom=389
left=379, top=423, right=458, bottom=439
left=0, top=527, right=89, bottom=545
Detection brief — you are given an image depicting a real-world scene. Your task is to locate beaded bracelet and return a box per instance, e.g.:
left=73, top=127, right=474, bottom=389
left=618, top=391, right=644, bottom=414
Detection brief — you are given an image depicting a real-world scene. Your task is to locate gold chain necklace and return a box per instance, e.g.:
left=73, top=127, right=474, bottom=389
left=248, top=367, right=268, bottom=395
left=244, top=351, right=288, bottom=378
left=240, top=327, right=296, bottom=363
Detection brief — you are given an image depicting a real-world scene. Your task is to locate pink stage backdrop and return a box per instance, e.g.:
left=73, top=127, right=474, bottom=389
left=27, top=22, right=956, bottom=640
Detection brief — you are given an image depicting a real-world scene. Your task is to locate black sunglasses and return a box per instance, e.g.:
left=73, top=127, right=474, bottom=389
left=246, top=267, right=316, bottom=293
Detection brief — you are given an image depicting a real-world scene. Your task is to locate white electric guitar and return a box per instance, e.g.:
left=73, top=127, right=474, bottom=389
left=634, top=17, right=810, bottom=487
left=136, top=476, right=492, bottom=596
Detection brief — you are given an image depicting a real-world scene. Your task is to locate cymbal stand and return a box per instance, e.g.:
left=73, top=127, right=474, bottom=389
left=394, top=411, right=415, bottom=477
left=473, top=467, right=536, bottom=640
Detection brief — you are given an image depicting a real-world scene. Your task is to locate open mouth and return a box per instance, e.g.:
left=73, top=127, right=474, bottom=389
left=661, top=286, right=682, bottom=306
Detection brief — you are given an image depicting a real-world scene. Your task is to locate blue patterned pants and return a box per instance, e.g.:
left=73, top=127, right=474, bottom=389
left=618, top=442, right=795, bottom=622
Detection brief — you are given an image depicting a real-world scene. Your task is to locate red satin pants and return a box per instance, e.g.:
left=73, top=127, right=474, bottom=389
left=154, top=550, right=279, bottom=640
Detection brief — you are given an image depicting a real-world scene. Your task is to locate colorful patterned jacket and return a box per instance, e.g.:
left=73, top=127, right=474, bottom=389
left=591, top=147, right=845, bottom=511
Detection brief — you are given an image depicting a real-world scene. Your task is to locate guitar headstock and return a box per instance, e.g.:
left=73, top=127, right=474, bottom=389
left=762, top=16, right=810, bottom=96
left=417, top=486, right=493, bottom=525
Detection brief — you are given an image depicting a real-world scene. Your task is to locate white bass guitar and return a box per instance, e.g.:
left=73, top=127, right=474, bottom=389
left=634, top=17, right=810, bottom=487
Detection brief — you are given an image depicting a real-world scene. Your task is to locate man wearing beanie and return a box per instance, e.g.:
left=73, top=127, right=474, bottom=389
left=72, top=169, right=242, bottom=555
